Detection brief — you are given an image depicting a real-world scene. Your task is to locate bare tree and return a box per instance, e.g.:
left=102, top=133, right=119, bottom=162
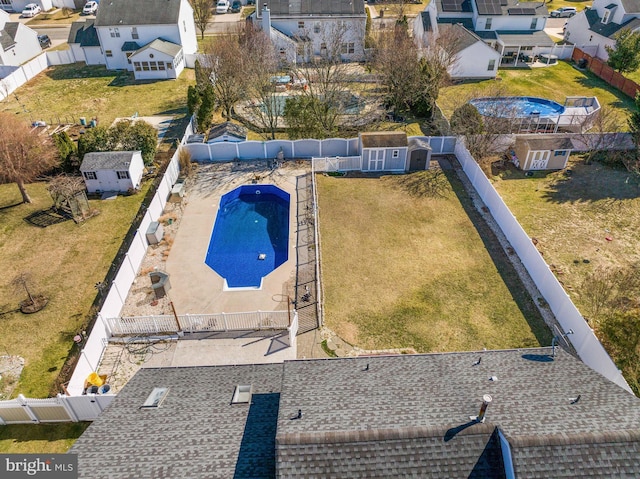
left=0, top=112, right=59, bottom=203
left=11, top=272, right=48, bottom=313
left=571, top=104, right=623, bottom=164
left=240, top=24, right=281, bottom=139
left=200, top=31, right=247, bottom=120
left=191, top=0, right=213, bottom=40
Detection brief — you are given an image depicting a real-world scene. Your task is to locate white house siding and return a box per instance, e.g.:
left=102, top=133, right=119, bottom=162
left=84, top=45, right=106, bottom=65
left=473, top=14, right=546, bottom=32
left=565, top=11, right=614, bottom=60
left=131, top=48, right=181, bottom=80
left=52, top=0, right=75, bottom=9
left=82, top=153, right=144, bottom=193
left=591, top=0, right=626, bottom=25
left=177, top=0, right=197, bottom=55
left=0, top=23, right=41, bottom=66
left=450, top=42, right=501, bottom=79
left=10, top=0, right=52, bottom=12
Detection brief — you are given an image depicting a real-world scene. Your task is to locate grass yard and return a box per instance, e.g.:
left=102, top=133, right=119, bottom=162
left=317, top=169, right=552, bottom=353
left=439, top=61, right=635, bottom=128
left=0, top=64, right=193, bottom=128
left=0, top=423, right=89, bottom=454
left=0, top=180, right=151, bottom=399
left=492, top=157, right=640, bottom=393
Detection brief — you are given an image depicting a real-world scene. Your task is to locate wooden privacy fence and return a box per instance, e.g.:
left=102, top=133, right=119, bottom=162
left=0, top=394, right=114, bottom=425
left=105, top=310, right=291, bottom=336
left=572, top=47, right=640, bottom=99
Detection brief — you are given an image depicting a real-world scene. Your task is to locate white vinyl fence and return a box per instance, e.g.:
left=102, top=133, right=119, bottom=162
left=0, top=394, right=114, bottom=425
left=455, top=142, right=631, bottom=393
left=0, top=53, right=48, bottom=101
left=66, top=123, right=192, bottom=397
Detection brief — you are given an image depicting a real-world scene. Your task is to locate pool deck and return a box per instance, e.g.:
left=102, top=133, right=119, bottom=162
left=166, top=161, right=307, bottom=316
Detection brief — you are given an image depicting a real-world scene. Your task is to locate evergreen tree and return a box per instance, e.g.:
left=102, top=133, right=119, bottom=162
left=197, top=85, right=216, bottom=132
left=606, top=29, right=640, bottom=73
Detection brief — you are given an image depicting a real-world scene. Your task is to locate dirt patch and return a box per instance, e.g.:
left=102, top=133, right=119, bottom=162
left=0, top=355, right=25, bottom=400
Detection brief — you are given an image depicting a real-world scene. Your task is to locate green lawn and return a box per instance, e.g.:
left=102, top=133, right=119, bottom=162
left=317, top=170, right=552, bottom=353
left=0, top=64, right=193, bottom=128
left=0, top=423, right=89, bottom=454
left=492, top=157, right=640, bottom=394
left=439, top=60, right=635, bottom=127
left=0, top=181, right=151, bottom=398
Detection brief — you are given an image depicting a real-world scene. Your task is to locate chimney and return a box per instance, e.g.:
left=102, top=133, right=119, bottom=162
left=262, top=3, right=271, bottom=36
left=470, top=394, right=492, bottom=423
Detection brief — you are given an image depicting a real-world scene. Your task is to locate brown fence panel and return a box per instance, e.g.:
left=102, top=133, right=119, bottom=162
left=622, top=80, right=640, bottom=98
left=573, top=47, right=640, bottom=99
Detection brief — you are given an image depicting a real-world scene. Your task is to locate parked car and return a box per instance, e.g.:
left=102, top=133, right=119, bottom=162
left=21, top=3, right=42, bottom=17
left=216, top=0, right=229, bottom=14
left=82, top=1, right=98, bottom=15
left=550, top=6, right=577, bottom=17
left=230, top=0, right=241, bottom=13
left=38, top=34, right=51, bottom=48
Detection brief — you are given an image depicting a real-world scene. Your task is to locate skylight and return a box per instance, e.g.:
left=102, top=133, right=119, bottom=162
left=141, top=387, right=169, bottom=408
left=231, top=385, right=252, bottom=404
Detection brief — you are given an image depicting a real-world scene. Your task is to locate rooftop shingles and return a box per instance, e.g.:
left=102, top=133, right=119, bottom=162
left=94, top=0, right=182, bottom=27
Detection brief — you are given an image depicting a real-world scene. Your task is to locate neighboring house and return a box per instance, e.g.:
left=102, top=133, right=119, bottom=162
left=564, top=0, right=640, bottom=60
left=207, top=122, right=248, bottom=143
left=414, top=0, right=556, bottom=72
left=255, top=0, right=367, bottom=64
left=69, top=348, right=640, bottom=478
left=67, top=19, right=104, bottom=65
left=80, top=151, right=144, bottom=194
left=73, top=0, right=196, bottom=79
left=0, top=0, right=52, bottom=13
left=512, top=134, right=574, bottom=170
left=0, top=8, right=42, bottom=66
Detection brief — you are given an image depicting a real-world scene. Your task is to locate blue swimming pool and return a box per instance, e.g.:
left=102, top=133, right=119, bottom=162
left=469, top=97, right=565, bottom=118
left=205, top=185, right=290, bottom=289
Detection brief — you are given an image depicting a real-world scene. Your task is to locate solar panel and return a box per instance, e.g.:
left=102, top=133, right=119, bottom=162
left=476, top=0, right=502, bottom=15
left=508, top=7, right=536, bottom=14
left=500, top=0, right=508, bottom=5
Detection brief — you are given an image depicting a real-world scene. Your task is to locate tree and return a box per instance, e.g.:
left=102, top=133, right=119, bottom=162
left=450, top=103, right=484, bottom=136
left=629, top=92, right=640, bottom=154
left=0, top=113, right=59, bottom=203
left=77, top=125, right=110, bottom=159
left=78, top=120, right=158, bottom=165
left=187, top=85, right=202, bottom=116
left=190, top=0, right=212, bottom=40
left=606, top=28, right=640, bottom=73
left=283, top=96, right=325, bottom=139
left=196, top=84, right=216, bottom=132
left=53, top=131, right=79, bottom=173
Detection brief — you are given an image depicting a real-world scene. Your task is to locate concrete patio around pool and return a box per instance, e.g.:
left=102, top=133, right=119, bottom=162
left=165, top=161, right=309, bottom=316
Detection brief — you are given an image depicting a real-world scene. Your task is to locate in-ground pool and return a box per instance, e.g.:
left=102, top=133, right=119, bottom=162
left=469, top=97, right=565, bottom=118
left=205, top=185, right=290, bottom=289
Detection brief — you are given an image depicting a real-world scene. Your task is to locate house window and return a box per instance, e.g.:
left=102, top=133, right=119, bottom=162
left=183, top=20, right=187, bottom=32
left=485, top=17, right=492, bottom=29
left=314, top=22, right=320, bottom=33
left=320, top=42, right=327, bottom=52
left=297, top=44, right=305, bottom=57
left=158, top=62, right=166, bottom=70
left=150, top=62, right=158, bottom=71
left=83, top=171, right=97, bottom=180
left=341, top=42, right=355, bottom=54
left=126, top=52, right=134, bottom=64
left=602, top=10, right=611, bottom=24
left=530, top=18, right=537, bottom=29
left=554, top=150, right=566, bottom=156
left=131, top=27, right=139, bottom=39
left=134, top=62, right=142, bottom=71
left=279, top=48, right=287, bottom=58
left=392, top=150, right=399, bottom=158
left=117, top=171, right=130, bottom=179
left=488, top=59, right=496, bottom=70
left=589, top=35, right=593, bottom=41
left=109, top=27, right=120, bottom=38
left=298, top=21, right=304, bottom=29
left=105, top=50, right=113, bottom=57
left=167, top=62, right=173, bottom=69
left=142, top=62, right=150, bottom=71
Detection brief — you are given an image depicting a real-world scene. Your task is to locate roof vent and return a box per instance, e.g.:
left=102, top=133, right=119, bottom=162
left=232, top=384, right=253, bottom=404
left=141, top=387, right=169, bottom=408
left=470, top=394, right=492, bottom=423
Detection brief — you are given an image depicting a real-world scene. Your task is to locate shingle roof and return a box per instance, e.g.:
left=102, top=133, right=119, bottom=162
left=360, top=131, right=408, bottom=148
left=621, top=0, right=640, bottom=14
left=80, top=151, right=140, bottom=170
left=408, top=137, right=432, bottom=153
left=207, top=121, right=248, bottom=141
left=69, top=363, right=284, bottom=479
left=94, top=0, right=183, bottom=27
left=131, top=38, right=182, bottom=58
left=70, top=349, right=640, bottom=478
left=258, top=0, right=365, bottom=16
left=516, top=134, right=574, bottom=151
left=585, top=7, right=640, bottom=39
left=0, top=28, right=16, bottom=52
left=120, top=41, right=140, bottom=51
left=439, top=23, right=484, bottom=54
left=68, top=20, right=100, bottom=47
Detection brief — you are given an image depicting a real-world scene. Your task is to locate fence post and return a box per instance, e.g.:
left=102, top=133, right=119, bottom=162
left=57, top=395, right=79, bottom=422
left=16, top=395, right=39, bottom=423
left=222, top=312, right=228, bottom=332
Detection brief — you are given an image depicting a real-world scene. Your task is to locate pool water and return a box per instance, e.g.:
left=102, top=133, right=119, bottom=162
left=469, top=97, right=565, bottom=118
left=205, top=185, right=290, bottom=289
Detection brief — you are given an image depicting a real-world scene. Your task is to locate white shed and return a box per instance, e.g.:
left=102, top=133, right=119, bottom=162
left=80, top=151, right=144, bottom=194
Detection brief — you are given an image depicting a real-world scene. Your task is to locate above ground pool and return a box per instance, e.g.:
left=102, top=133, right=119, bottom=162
left=206, top=185, right=290, bottom=289
left=469, top=97, right=565, bottom=118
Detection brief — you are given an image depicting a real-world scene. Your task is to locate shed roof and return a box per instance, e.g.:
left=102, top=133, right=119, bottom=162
left=516, top=134, right=574, bottom=151
left=94, top=0, right=183, bottom=27
left=408, top=137, right=433, bottom=152
left=207, top=121, right=248, bottom=141
left=80, top=151, right=141, bottom=170
left=360, top=131, right=408, bottom=148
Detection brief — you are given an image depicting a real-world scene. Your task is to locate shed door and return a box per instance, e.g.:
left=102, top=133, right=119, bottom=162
left=528, top=150, right=550, bottom=170
left=368, top=149, right=385, bottom=171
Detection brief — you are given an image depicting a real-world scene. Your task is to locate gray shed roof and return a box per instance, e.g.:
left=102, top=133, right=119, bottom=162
left=94, top=0, right=182, bottom=27
left=69, top=349, right=640, bottom=478
left=516, top=134, right=574, bottom=151
left=257, top=0, right=365, bottom=17
left=360, top=131, right=408, bottom=148
left=207, top=121, right=248, bottom=141
left=68, top=20, right=100, bottom=47
left=408, top=137, right=433, bottom=152
left=80, top=151, right=140, bottom=170
left=131, top=38, right=182, bottom=58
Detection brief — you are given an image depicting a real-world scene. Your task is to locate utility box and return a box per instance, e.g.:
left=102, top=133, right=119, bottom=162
left=149, top=271, right=171, bottom=299
left=169, top=182, right=185, bottom=203
left=146, top=221, right=164, bottom=245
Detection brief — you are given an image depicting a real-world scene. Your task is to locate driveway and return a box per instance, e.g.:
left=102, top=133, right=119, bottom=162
left=205, top=10, right=243, bottom=34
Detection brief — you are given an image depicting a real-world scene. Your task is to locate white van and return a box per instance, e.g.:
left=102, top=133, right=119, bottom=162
left=216, top=0, right=229, bottom=13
